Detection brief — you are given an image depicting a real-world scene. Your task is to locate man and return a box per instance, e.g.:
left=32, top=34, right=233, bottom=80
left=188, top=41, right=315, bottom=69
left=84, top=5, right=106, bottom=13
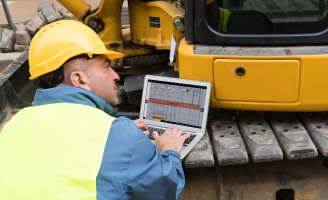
left=197, top=0, right=236, bottom=42
left=206, top=0, right=236, bottom=33
left=0, top=20, right=190, bottom=199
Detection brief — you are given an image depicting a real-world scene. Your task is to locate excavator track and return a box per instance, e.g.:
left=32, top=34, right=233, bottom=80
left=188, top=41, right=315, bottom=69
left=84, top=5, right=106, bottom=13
left=181, top=111, right=328, bottom=200
left=208, top=111, right=328, bottom=166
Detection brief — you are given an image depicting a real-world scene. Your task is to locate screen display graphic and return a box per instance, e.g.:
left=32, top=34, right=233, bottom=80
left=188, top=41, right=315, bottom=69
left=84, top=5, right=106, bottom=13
left=143, top=80, right=207, bottom=129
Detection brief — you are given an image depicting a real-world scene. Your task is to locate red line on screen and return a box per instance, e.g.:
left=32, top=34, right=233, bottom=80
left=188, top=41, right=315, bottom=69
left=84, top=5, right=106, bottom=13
left=149, top=98, right=200, bottom=110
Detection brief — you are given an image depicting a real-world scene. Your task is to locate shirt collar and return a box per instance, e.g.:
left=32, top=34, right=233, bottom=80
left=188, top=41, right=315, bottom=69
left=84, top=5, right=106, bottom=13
left=32, top=85, right=118, bottom=117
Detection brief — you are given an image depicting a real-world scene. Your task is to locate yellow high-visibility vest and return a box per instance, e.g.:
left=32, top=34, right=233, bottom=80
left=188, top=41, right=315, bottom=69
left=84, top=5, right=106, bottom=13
left=0, top=103, right=115, bottom=200
left=218, top=7, right=231, bottom=33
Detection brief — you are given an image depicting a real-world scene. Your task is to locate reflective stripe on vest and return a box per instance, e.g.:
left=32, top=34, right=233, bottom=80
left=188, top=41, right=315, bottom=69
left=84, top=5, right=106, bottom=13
left=0, top=103, right=115, bottom=200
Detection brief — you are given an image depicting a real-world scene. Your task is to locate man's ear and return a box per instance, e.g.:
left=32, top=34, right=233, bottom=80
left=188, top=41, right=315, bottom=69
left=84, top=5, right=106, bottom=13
left=69, top=71, right=91, bottom=91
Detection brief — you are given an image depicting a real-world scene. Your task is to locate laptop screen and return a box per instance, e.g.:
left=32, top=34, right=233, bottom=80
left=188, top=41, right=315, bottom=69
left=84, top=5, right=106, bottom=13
left=142, top=79, right=208, bottom=129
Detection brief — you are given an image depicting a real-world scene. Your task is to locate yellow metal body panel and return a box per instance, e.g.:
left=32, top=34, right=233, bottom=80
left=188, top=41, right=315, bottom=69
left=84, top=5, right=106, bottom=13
left=179, top=38, right=328, bottom=111
left=60, top=0, right=158, bottom=68
left=214, top=59, right=300, bottom=103
left=58, top=0, right=187, bottom=68
left=129, top=0, right=185, bottom=50
left=85, top=0, right=125, bottom=48
left=57, top=0, right=90, bottom=20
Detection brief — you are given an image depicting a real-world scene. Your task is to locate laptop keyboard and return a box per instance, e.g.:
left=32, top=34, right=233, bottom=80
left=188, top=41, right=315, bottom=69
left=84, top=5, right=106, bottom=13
left=147, top=126, right=197, bottom=146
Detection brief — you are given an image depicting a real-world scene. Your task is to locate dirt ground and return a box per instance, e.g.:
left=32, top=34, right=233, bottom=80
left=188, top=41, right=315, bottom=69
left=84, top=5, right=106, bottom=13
left=0, top=0, right=101, bottom=24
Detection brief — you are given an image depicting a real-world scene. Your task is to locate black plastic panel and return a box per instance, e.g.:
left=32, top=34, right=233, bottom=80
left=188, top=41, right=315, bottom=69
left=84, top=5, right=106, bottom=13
left=194, top=0, right=328, bottom=45
left=185, top=0, right=195, bottom=42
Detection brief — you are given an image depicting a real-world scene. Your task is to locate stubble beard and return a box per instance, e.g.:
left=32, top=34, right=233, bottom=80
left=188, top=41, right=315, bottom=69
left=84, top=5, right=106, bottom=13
left=89, top=79, right=119, bottom=107
left=107, top=84, right=120, bottom=107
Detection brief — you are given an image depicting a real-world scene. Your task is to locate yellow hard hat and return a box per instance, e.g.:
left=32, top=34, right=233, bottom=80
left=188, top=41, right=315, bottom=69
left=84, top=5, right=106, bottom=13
left=28, top=20, right=124, bottom=80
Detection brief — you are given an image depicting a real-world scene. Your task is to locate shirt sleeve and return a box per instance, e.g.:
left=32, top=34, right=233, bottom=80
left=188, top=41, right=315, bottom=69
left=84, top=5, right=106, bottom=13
left=124, top=119, right=185, bottom=200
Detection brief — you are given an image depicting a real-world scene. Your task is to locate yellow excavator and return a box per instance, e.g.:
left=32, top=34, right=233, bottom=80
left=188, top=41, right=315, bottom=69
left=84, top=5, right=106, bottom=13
left=27, top=0, right=328, bottom=198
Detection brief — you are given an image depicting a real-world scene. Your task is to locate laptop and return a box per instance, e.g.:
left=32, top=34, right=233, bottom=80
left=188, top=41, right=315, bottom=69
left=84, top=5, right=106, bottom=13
left=139, top=75, right=212, bottom=159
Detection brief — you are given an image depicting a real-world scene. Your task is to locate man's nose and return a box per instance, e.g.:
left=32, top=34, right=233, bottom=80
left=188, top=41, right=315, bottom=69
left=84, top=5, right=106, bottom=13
left=111, top=69, right=120, bottom=82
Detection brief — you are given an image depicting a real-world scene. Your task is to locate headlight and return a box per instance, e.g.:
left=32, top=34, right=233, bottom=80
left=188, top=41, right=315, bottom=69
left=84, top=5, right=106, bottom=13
left=173, top=17, right=185, bottom=32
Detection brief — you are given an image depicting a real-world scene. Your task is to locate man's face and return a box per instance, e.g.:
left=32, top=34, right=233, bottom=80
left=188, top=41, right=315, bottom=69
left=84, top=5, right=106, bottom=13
left=206, top=2, right=219, bottom=26
left=87, top=55, right=120, bottom=106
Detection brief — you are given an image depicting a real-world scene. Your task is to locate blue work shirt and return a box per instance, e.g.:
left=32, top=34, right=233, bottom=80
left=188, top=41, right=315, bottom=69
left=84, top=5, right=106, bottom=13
left=33, top=85, right=185, bottom=200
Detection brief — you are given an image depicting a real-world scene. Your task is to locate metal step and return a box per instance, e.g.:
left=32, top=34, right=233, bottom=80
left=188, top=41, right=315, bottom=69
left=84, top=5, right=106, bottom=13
left=209, top=114, right=248, bottom=166
left=237, top=111, right=283, bottom=163
left=299, top=112, right=328, bottom=156
left=267, top=112, right=317, bottom=160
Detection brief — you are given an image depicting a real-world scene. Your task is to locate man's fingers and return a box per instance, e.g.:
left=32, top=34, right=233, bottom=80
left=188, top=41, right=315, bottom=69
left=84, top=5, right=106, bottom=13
left=177, top=129, right=185, bottom=135
left=172, top=126, right=179, bottom=133
left=133, top=119, right=141, bottom=128
left=153, top=131, right=159, bottom=140
left=133, top=119, right=149, bottom=131
left=164, top=128, right=172, bottom=134
left=182, top=133, right=190, bottom=140
left=153, top=127, right=187, bottom=152
left=139, top=120, right=149, bottom=131
left=139, top=123, right=148, bottom=131
left=144, top=131, right=150, bottom=136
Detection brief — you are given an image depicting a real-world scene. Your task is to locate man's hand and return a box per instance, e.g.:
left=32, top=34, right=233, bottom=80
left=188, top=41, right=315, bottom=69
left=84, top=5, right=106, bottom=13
left=153, top=126, right=190, bottom=153
left=133, top=119, right=149, bottom=136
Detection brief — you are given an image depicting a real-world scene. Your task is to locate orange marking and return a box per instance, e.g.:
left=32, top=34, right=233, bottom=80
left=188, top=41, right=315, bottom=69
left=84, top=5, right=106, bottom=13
left=153, top=116, right=164, bottom=120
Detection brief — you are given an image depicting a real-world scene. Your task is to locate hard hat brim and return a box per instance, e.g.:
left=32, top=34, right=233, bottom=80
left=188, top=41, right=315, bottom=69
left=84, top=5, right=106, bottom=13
left=105, top=50, right=124, bottom=60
